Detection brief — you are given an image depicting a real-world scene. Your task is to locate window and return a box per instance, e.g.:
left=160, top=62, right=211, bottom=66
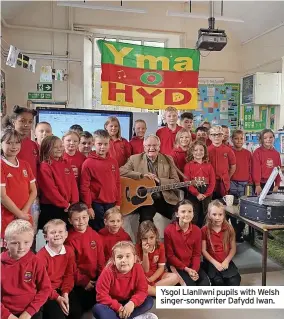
left=93, top=36, right=165, bottom=111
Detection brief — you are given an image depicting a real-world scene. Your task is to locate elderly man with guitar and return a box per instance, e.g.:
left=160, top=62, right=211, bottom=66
left=120, top=134, right=198, bottom=223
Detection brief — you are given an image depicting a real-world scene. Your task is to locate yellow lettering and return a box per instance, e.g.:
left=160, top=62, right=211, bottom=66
left=173, top=57, right=193, bottom=71
left=136, top=55, right=169, bottom=70
left=105, top=43, right=133, bottom=65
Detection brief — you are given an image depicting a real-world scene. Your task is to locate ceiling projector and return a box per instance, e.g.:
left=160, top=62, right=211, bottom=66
left=196, top=27, right=227, bottom=51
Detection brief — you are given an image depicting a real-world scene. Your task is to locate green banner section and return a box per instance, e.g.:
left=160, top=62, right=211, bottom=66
left=97, top=40, right=200, bottom=71
left=244, top=105, right=267, bottom=131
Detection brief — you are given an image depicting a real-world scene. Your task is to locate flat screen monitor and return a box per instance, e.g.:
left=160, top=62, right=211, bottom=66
left=36, top=108, right=133, bottom=140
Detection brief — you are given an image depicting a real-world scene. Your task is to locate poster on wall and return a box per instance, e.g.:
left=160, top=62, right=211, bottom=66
left=97, top=39, right=200, bottom=110
left=243, top=105, right=267, bottom=131
left=186, top=83, right=240, bottom=129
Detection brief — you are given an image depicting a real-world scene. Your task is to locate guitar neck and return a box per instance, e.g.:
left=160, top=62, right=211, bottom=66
left=148, top=181, right=194, bottom=193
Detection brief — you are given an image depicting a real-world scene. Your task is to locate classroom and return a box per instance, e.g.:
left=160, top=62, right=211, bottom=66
left=1, top=1, right=284, bottom=319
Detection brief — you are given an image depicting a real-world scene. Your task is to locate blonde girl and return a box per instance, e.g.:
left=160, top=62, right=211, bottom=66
left=62, top=130, right=86, bottom=182
left=38, top=136, right=79, bottom=229
left=136, top=221, right=179, bottom=296
left=170, top=128, right=192, bottom=172
left=184, top=140, right=215, bottom=227
left=94, top=241, right=157, bottom=319
left=130, top=119, right=147, bottom=154
left=201, top=200, right=241, bottom=286
left=104, top=116, right=131, bottom=167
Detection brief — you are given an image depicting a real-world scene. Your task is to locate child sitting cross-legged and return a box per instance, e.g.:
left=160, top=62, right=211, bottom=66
left=93, top=241, right=158, bottom=319
left=66, top=202, right=105, bottom=312
left=37, top=219, right=82, bottom=319
left=1, top=220, right=51, bottom=319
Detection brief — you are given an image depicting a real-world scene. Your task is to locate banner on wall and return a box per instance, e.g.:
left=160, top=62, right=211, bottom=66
left=97, top=40, right=200, bottom=110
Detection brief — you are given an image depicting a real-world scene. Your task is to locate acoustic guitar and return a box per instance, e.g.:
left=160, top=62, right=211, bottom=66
left=120, top=177, right=206, bottom=216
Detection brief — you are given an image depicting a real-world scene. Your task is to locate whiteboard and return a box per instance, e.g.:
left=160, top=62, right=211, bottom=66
left=132, top=112, right=158, bottom=136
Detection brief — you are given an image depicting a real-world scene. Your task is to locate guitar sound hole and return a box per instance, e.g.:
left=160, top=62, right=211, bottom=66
left=137, top=187, right=147, bottom=198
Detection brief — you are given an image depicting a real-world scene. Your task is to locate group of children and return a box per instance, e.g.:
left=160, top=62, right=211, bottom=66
left=1, top=104, right=282, bottom=318
left=2, top=198, right=239, bottom=319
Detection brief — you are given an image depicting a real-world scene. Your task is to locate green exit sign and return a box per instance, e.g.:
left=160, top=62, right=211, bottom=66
left=37, top=83, right=52, bottom=92
left=28, top=92, right=52, bottom=100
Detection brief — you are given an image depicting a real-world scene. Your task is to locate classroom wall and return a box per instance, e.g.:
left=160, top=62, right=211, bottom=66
left=2, top=1, right=242, bottom=113
left=241, top=25, right=284, bottom=75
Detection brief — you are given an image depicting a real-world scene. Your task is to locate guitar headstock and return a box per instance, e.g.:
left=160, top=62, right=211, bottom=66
left=193, top=177, right=206, bottom=187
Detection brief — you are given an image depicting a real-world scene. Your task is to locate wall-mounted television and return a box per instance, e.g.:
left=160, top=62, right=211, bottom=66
left=36, top=108, right=133, bottom=140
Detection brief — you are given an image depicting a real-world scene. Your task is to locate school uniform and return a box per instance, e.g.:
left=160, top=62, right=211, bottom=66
left=80, top=152, right=121, bottom=231
left=136, top=243, right=166, bottom=285
left=170, top=147, right=188, bottom=172
left=63, top=151, right=86, bottom=183
left=93, top=263, right=153, bottom=319
left=208, top=144, right=236, bottom=198
left=156, top=125, right=182, bottom=155
left=17, top=137, right=39, bottom=179
left=201, top=225, right=241, bottom=286
left=1, top=156, right=35, bottom=236
left=37, top=158, right=79, bottom=228
left=37, top=244, right=82, bottom=319
left=129, top=136, right=144, bottom=155
left=252, top=146, right=281, bottom=188
left=109, top=138, right=131, bottom=167
left=66, top=226, right=105, bottom=311
left=184, top=160, right=215, bottom=227
left=230, top=148, right=252, bottom=239
left=99, top=227, right=131, bottom=262
left=1, top=250, right=51, bottom=319
left=164, top=222, right=210, bottom=286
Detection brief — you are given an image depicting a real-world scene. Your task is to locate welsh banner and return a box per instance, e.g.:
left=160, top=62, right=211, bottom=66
left=97, top=40, right=200, bottom=110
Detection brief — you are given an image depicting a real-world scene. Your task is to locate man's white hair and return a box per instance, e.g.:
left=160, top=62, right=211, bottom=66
left=143, top=134, right=161, bottom=147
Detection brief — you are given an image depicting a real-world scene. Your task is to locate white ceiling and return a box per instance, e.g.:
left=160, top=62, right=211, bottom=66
left=1, top=1, right=284, bottom=43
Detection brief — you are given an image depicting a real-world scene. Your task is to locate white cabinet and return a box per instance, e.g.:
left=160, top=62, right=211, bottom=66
left=242, top=72, right=282, bottom=105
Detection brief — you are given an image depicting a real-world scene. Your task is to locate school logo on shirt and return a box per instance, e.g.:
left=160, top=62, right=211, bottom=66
left=24, top=271, right=32, bottom=282
left=7, top=173, right=13, bottom=178
left=33, top=149, right=38, bottom=156
left=111, top=165, right=116, bottom=172
left=153, top=255, right=159, bottom=263
left=71, top=165, right=78, bottom=177
left=266, top=158, right=274, bottom=168
left=22, top=169, right=28, bottom=177
left=64, top=168, right=71, bottom=175
left=224, top=153, right=228, bottom=158
left=90, top=240, right=96, bottom=249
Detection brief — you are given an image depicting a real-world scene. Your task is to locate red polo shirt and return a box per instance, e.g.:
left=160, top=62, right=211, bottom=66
left=129, top=136, right=144, bottom=155
left=136, top=243, right=166, bottom=279
left=156, top=125, right=182, bottom=155
left=164, top=222, right=201, bottom=271
left=170, top=147, right=188, bottom=172
left=231, top=148, right=252, bottom=183
left=252, top=146, right=281, bottom=186
left=184, top=160, right=215, bottom=197
left=63, top=151, right=85, bottom=182
left=208, top=143, right=236, bottom=191
left=109, top=138, right=131, bottom=167
left=201, top=225, right=231, bottom=263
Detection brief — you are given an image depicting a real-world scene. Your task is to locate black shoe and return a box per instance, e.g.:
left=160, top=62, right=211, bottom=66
left=236, top=236, right=244, bottom=243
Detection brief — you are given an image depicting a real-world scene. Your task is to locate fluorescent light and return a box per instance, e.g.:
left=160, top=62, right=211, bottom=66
left=166, top=10, right=244, bottom=23
left=57, top=1, right=147, bottom=14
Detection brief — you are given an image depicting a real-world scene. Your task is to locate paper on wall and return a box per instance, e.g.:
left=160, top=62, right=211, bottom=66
left=220, top=100, right=229, bottom=112
left=6, top=45, right=20, bottom=68
left=207, top=87, right=215, bottom=97
left=220, top=113, right=229, bottom=120
left=40, top=66, right=52, bottom=82
left=28, top=59, right=36, bottom=73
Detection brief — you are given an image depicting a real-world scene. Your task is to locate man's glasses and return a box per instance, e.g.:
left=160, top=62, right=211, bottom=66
left=144, top=145, right=159, bottom=149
